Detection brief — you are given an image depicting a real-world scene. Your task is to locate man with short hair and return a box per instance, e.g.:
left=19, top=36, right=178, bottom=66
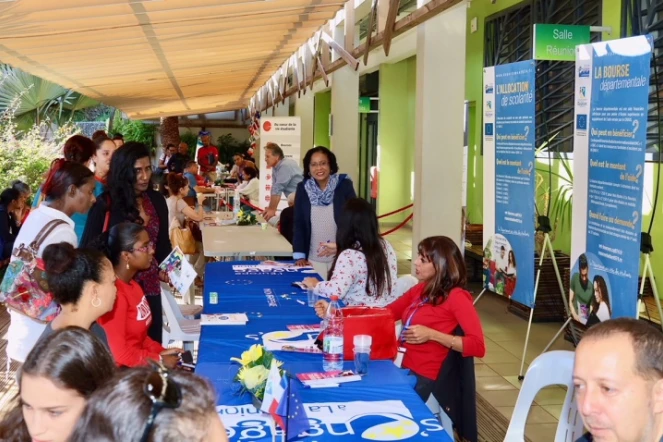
left=159, top=143, right=178, bottom=173
left=570, top=254, right=594, bottom=323
left=263, top=142, right=303, bottom=221
left=197, top=131, right=219, bottom=181
left=573, top=318, right=663, bottom=442
left=167, top=142, right=189, bottom=174
left=182, top=160, right=215, bottom=199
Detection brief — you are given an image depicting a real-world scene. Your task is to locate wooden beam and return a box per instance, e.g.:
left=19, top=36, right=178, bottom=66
left=363, top=0, right=378, bottom=66
left=321, top=24, right=332, bottom=67
left=178, top=121, right=247, bottom=129
left=382, top=0, right=401, bottom=56
left=316, top=55, right=329, bottom=86
left=344, top=1, right=355, bottom=51
left=321, top=31, right=359, bottom=71
left=257, top=0, right=463, bottom=112
left=377, top=0, right=390, bottom=32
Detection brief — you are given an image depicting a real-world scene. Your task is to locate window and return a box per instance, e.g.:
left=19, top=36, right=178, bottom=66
left=623, top=0, right=663, bottom=156
left=484, top=0, right=602, bottom=155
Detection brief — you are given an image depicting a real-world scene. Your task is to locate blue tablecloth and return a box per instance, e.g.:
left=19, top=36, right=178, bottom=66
left=199, top=261, right=452, bottom=441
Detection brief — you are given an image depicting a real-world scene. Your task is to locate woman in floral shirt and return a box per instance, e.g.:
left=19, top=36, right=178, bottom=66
left=304, top=198, right=398, bottom=309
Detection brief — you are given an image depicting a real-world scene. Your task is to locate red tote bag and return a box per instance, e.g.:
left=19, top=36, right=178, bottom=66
left=340, top=306, right=397, bottom=361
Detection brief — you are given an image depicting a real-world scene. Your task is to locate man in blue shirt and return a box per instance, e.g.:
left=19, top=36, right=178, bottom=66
left=573, top=318, right=663, bottom=442
left=183, top=160, right=200, bottom=198
left=263, top=142, right=303, bottom=221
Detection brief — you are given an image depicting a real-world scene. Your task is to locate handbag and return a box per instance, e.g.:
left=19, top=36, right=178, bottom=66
left=340, top=306, right=398, bottom=361
left=188, top=219, right=202, bottom=242
left=170, top=221, right=197, bottom=255
left=0, top=219, right=67, bottom=322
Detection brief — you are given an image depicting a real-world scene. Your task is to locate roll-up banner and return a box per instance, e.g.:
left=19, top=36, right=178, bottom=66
left=571, top=35, right=652, bottom=324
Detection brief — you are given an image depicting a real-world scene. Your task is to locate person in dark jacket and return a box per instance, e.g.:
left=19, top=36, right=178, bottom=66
left=0, top=188, right=21, bottom=260
left=293, top=146, right=356, bottom=278
left=81, top=142, right=171, bottom=344
left=278, top=192, right=296, bottom=245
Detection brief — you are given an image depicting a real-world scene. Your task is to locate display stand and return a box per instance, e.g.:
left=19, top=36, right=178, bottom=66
left=474, top=217, right=576, bottom=380
left=638, top=233, right=663, bottom=332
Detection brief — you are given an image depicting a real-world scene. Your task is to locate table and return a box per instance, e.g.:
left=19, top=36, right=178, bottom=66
left=201, top=219, right=293, bottom=258
left=198, top=261, right=453, bottom=442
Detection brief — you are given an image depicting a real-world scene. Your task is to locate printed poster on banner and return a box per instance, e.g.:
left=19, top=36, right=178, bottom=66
left=217, top=400, right=446, bottom=441
left=259, top=117, right=301, bottom=210
left=482, top=61, right=536, bottom=308
left=571, top=35, right=652, bottom=324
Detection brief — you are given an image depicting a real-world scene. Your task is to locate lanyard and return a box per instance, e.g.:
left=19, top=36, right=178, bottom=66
left=400, top=299, right=427, bottom=342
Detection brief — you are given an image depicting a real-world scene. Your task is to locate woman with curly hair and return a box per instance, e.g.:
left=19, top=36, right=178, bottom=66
left=82, top=142, right=171, bottom=343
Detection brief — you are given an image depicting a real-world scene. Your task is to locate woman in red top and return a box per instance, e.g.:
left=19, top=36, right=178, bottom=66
left=387, top=236, right=485, bottom=400
left=98, top=222, right=182, bottom=368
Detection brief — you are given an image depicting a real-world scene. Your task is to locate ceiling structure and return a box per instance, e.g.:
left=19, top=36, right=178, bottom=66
left=0, top=0, right=345, bottom=119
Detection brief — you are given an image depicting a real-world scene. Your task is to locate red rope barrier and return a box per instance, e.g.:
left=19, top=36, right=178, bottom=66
left=381, top=213, right=413, bottom=236
left=377, top=204, right=413, bottom=219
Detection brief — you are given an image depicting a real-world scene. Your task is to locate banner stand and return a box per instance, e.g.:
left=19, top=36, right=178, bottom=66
left=473, top=229, right=576, bottom=380
left=638, top=233, right=663, bottom=332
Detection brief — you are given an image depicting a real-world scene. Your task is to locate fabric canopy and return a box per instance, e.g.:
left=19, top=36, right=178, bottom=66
left=0, top=0, right=343, bottom=118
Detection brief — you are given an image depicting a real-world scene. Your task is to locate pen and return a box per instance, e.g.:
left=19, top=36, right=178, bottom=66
left=296, top=300, right=305, bottom=305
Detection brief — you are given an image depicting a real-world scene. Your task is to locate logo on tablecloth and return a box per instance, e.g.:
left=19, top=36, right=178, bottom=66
left=264, top=288, right=279, bottom=307
left=217, top=400, right=445, bottom=441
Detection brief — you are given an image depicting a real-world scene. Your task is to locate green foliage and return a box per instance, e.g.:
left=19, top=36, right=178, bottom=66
left=0, top=98, right=77, bottom=194
left=0, top=65, right=98, bottom=130
left=535, top=132, right=574, bottom=232
left=217, top=133, right=250, bottom=166
left=112, top=114, right=157, bottom=150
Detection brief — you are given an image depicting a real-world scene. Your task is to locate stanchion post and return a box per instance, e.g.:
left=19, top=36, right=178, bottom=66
left=473, top=288, right=486, bottom=306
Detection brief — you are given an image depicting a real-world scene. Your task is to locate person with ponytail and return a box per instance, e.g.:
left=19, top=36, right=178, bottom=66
left=31, top=135, right=97, bottom=241
left=6, top=159, right=96, bottom=363
left=82, top=142, right=171, bottom=344
left=0, top=327, right=115, bottom=442
left=304, top=198, right=399, bottom=309
left=96, top=222, right=182, bottom=369
left=36, top=243, right=117, bottom=347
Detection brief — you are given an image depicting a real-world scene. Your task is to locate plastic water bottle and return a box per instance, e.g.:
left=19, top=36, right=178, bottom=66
left=322, top=295, right=344, bottom=372
left=233, top=188, right=240, bottom=220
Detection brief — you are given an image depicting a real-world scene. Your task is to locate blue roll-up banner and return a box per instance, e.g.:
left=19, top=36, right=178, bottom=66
left=483, top=60, right=536, bottom=308
left=571, top=36, right=652, bottom=324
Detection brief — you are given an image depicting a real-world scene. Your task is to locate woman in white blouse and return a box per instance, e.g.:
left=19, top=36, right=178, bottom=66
left=7, top=160, right=97, bottom=363
left=237, top=166, right=260, bottom=204
left=303, top=198, right=398, bottom=308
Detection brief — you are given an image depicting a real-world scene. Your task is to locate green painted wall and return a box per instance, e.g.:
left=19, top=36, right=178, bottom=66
left=313, top=91, right=331, bottom=148
left=378, top=57, right=416, bottom=222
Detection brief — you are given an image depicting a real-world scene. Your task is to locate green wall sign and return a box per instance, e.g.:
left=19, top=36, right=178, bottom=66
left=359, top=97, right=371, bottom=113
left=533, top=24, right=590, bottom=61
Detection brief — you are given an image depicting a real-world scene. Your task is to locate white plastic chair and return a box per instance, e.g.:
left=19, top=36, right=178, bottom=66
left=161, top=287, right=201, bottom=351
left=505, top=350, right=584, bottom=442
left=160, top=282, right=201, bottom=319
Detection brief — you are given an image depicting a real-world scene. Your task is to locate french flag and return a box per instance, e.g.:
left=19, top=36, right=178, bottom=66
left=260, top=361, right=285, bottom=428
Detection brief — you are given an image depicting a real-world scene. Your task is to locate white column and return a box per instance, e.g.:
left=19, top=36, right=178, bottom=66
left=331, top=66, right=359, bottom=184
left=295, top=92, right=315, bottom=159
left=412, top=1, right=467, bottom=251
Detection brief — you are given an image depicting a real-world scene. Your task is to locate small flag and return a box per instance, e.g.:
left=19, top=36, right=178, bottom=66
left=275, top=375, right=310, bottom=441
left=261, top=361, right=285, bottom=428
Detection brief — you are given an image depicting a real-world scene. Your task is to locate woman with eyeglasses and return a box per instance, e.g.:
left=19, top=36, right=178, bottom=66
left=387, top=236, right=485, bottom=401
left=293, top=146, right=356, bottom=278
left=0, top=327, right=115, bottom=442
left=70, top=365, right=228, bottom=442
left=97, top=222, right=182, bottom=369
left=82, top=142, right=172, bottom=344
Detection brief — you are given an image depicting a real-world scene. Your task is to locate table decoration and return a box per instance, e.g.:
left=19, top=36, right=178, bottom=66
left=230, top=344, right=283, bottom=406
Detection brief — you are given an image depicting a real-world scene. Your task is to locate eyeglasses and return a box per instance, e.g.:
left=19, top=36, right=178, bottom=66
left=139, top=362, right=182, bottom=442
left=310, top=161, right=329, bottom=168
left=132, top=242, right=155, bottom=254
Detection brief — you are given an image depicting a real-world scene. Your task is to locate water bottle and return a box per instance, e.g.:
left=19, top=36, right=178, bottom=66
left=233, top=188, right=240, bottom=220
left=322, top=295, right=344, bottom=372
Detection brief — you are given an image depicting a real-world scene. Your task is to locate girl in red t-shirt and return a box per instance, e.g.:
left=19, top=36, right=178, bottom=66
left=98, top=222, right=182, bottom=368
left=387, top=236, right=486, bottom=400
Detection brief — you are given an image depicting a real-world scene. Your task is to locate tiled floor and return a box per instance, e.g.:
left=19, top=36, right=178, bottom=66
left=382, top=222, right=574, bottom=441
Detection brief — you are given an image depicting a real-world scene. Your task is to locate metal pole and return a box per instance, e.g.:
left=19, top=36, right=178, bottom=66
left=473, top=288, right=487, bottom=306
left=642, top=254, right=663, bottom=332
